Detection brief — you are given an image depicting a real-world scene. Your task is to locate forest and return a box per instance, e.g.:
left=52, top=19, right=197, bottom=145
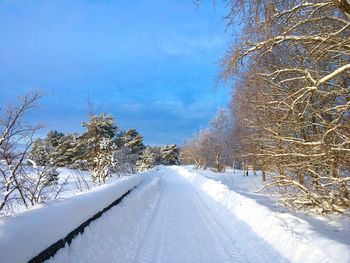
left=182, top=0, right=350, bottom=213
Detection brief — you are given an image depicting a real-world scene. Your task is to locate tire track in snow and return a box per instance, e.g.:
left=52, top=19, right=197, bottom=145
left=184, top=182, right=247, bottom=263
left=134, top=171, right=245, bottom=263
left=131, top=177, right=164, bottom=263
left=132, top=174, right=171, bottom=263
left=152, top=179, right=170, bottom=263
left=133, top=168, right=287, bottom=263
left=46, top=174, right=162, bottom=263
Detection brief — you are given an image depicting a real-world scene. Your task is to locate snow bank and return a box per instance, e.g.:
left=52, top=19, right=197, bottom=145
left=48, top=173, right=162, bottom=263
left=176, top=166, right=350, bottom=263
left=0, top=171, right=152, bottom=263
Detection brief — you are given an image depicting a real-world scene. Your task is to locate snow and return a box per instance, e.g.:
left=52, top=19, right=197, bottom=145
left=55, top=168, right=94, bottom=197
left=0, top=170, right=152, bottom=263
left=47, top=171, right=162, bottom=263
left=0, top=167, right=132, bottom=215
left=132, top=167, right=286, bottom=263
left=48, top=166, right=287, bottom=263
left=1, top=165, right=350, bottom=263
left=179, top=166, right=350, bottom=263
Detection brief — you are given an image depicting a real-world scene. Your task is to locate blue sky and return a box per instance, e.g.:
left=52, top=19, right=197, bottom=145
left=0, top=0, right=233, bottom=145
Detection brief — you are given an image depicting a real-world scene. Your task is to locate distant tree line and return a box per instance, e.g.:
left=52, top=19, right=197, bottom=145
left=182, top=109, right=236, bottom=173
left=0, top=91, right=180, bottom=215
left=28, top=111, right=181, bottom=184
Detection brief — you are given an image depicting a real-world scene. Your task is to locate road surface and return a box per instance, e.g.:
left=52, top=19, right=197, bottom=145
left=49, top=167, right=287, bottom=263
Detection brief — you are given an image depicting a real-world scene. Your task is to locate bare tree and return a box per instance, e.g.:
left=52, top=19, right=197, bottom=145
left=0, top=91, right=44, bottom=213
left=181, top=130, right=213, bottom=169
left=221, top=0, right=350, bottom=213
left=208, top=109, right=232, bottom=172
left=71, top=169, right=91, bottom=192
left=182, top=109, right=237, bottom=172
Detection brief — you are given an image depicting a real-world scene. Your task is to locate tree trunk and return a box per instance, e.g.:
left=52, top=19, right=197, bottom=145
left=261, top=162, right=266, bottom=182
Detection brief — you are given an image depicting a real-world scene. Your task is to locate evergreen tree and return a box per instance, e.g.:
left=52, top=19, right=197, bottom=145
left=27, top=131, right=61, bottom=199
left=120, top=128, right=145, bottom=154
left=29, top=130, right=67, bottom=167
left=112, top=147, right=136, bottom=174
left=160, top=144, right=180, bottom=165
left=112, top=128, right=145, bottom=173
left=136, top=147, right=156, bottom=172
left=77, top=114, right=118, bottom=184
left=46, top=130, right=64, bottom=147
left=28, top=138, right=51, bottom=166
left=54, top=134, right=81, bottom=167
left=151, top=146, right=162, bottom=165
left=42, top=167, right=60, bottom=186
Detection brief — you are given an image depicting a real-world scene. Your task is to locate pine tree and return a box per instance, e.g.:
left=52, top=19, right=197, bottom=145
left=28, top=139, right=51, bottom=166
left=77, top=113, right=118, bottom=184
left=136, top=147, right=156, bottom=172
left=152, top=146, right=163, bottom=165
left=27, top=131, right=61, bottom=203
left=53, top=134, right=80, bottom=167
left=160, top=144, right=180, bottom=165
left=120, top=128, right=145, bottom=154
left=112, top=128, right=146, bottom=173
left=42, top=167, right=60, bottom=186
left=29, top=130, right=66, bottom=167
left=112, top=147, right=136, bottom=174
left=46, top=130, right=64, bottom=148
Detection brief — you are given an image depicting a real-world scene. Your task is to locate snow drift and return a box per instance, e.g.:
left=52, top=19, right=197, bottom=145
left=0, top=171, right=151, bottom=263
left=176, top=166, right=350, bottom=263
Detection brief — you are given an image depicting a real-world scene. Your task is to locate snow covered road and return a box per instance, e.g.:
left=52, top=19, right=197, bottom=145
left=133, top=168, right=286, bottom=263
left=2, top=166, right=349, bottom=262
left=48, top=166, right=287, bottom=263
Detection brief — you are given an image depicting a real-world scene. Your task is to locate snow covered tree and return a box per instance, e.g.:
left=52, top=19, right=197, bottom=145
left=120, top=128, right=145, bottom=154
left=0, top=91, right=68, bottom=214
left=151, top=146, right=163, bottom=165
left=28, top=130, right=65, bottom=167
left=218, top=0, right=350, bottom=212
left=28, top=139, right=51, bottom=166
left=21, top=165, right=61, bottom=205
left=112, top=128, right=146, bottom=174
left=136, top=147, right=156, bottom=172
left=181, top=130, right=213, bottom=169
left=112, top=147, right=137, bottom=174
left=181, top=109, right=237, bottom=172
left=46, top=130, right=64, bottom=148
left=208, top=109, right=232, bottom=172
left=160, top=144, right=180, bottom=165
left=77, top=113, right=118, bottom=184
left=0, top=91, right=44, bottom=213
left=53, top=133, right=81, bottom=167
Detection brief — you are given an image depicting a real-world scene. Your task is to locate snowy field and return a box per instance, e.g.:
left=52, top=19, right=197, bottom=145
left=0, top=166, right=350, bottom=263
left=0, top=166, right=131, bottom=215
